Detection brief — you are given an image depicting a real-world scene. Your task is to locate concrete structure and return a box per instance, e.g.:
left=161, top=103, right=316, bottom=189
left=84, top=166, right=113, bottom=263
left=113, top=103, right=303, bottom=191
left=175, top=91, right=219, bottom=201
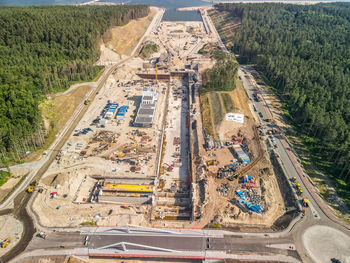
left=134, top=87, right=158, bottom=127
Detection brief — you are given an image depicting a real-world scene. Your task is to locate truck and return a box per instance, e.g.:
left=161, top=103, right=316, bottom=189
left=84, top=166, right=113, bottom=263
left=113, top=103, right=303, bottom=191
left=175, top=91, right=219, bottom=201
left=37, top=232, right=47, bottom=239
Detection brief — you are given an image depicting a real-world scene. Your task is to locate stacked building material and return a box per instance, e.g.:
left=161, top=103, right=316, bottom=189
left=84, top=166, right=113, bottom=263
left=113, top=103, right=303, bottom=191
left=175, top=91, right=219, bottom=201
left=232, top=144, right=250, bottom=164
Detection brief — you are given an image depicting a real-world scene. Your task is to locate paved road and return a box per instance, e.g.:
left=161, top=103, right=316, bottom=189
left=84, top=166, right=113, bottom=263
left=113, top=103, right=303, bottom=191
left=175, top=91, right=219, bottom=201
left=25, top=230, right=300, bottom=261
left=4, top=7, right=350, bottom=263
left=238, top=66, right=350, bottom=262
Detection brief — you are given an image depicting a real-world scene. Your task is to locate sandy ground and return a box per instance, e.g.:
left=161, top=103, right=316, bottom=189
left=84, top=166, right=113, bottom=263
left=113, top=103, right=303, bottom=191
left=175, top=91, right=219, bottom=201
left=103, top=9, right=156, bottom=56
left=0, top=215, right=23, bottom=257
left=0, top=168, right=29, bottom=202
left=302, top=225, right=350, bottom=263
left=32, top=61, right=165, bottom=227
left=196, top=78, right=284, bottom=227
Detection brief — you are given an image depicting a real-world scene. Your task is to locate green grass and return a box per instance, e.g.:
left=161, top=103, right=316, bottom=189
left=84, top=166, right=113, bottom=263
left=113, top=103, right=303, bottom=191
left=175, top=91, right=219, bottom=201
left=221, top=93, right=234, bottom=113
left=210, top=92, right=224, bottom=126
left=0, top=171, right=11, bottom=187
left=200, top=94, right=214, bottom=137
left=141, top=43, right=158, bottom=58
left=209, top=222, right=222, bottom=228
left=80, top=221, right=96, bottom=226
left=91, top=66, right=106, bottom=82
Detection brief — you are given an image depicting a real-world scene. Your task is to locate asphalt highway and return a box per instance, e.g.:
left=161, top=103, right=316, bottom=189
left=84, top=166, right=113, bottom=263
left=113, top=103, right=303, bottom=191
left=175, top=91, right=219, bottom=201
left=2, top=7, right=350, bottom=263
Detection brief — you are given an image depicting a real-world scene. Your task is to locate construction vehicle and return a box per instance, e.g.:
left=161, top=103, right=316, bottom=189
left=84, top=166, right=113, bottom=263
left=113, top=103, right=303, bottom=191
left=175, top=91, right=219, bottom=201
left=37, top=232, right=47, bottom=239
left=302, top=199, right=309, bottom=207
left=164, top=163, right=174, bottom=172
left=27, top=186, right=43, bottom=193
left=0, top=237, right=10, bottom=248
left=206, top=160, right=218, bottom=166
left=297, top=187, right=303, bottom=196
left=84, top=99, right=91, bottom=105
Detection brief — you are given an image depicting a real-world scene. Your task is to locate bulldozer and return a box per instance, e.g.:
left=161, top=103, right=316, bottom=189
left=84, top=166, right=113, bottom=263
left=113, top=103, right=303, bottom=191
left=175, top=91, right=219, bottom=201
left=1, top=237, right=10, bottom=248
left=303, top=199, right=309, bottom=207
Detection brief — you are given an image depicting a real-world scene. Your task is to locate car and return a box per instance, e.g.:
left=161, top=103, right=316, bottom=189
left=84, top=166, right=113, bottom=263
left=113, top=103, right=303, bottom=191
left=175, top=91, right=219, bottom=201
left=274, top=144, right=278, bottom=149
left=258, top=112, right=263, bottom=118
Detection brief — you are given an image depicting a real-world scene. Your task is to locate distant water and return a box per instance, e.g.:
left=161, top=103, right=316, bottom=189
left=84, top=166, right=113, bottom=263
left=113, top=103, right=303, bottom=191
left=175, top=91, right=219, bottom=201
left=0, top=0, right=86, bottom=4
left=0, top=0, right=209, bottom=7
left=0, top=0, right=209, bottom=21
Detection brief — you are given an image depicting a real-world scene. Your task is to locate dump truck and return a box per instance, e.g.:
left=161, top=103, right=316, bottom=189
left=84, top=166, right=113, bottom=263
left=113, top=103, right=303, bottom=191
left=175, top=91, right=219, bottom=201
left=1, top=237, right=10, bottom=248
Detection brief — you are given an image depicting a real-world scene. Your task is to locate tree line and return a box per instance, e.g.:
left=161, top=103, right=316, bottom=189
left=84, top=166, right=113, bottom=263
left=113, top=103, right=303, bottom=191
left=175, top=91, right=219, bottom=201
left=0, top=5, right=149, bottom=166
left=202, top=56, right=238, bottom=94
left=214, top=3, right=350, bottom=188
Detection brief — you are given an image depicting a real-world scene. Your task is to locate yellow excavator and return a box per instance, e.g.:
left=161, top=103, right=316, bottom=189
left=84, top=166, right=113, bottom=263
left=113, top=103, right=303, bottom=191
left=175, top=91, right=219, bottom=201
left=27, top=185, right=43, bottom=193
left=1, top=237, right=11, bottom=248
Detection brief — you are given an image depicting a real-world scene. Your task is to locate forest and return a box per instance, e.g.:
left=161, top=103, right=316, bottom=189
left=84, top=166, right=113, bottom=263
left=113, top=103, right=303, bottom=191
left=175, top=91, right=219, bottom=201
left=0, top=5, right=149, bottom=165
left=202, top=56, right=238, bottom=94
left=214, top=3, right=350, bottom=202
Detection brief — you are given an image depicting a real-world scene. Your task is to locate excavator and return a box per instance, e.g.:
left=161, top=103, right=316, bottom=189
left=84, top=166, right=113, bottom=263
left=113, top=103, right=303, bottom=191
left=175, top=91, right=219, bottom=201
left=27, top=186, right=43, bottom=193
left=303, top=199, right=309, bottom=207
left=0, top=237, right=10, bottom=248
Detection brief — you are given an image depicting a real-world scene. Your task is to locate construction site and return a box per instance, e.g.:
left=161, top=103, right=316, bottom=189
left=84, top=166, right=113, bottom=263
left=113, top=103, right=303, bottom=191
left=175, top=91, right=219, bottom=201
left=31, top=9, right=285, bottom=229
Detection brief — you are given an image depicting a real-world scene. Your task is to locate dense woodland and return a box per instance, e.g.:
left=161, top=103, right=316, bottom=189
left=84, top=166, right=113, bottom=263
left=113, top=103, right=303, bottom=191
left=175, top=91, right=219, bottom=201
left=215, top=3, right=350, bottom=199
left=0, top=5, right=149, bottom=165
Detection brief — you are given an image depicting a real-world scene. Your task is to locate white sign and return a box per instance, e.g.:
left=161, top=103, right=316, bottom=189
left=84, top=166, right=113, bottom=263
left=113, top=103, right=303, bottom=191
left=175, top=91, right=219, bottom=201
left=225, top=113, right=244, bottom=124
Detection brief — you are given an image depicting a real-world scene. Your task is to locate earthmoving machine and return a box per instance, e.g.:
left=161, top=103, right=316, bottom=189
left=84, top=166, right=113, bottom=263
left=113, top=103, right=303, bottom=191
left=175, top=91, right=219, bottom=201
left=0, top=237, right=10, bottom=248
left=297, top=187, right=303, bottom=196
left=303, top=199, right=309, bottom=207
left=27, top=185, right=43, bottom=193
left=206, top=160, right=218, bottom=166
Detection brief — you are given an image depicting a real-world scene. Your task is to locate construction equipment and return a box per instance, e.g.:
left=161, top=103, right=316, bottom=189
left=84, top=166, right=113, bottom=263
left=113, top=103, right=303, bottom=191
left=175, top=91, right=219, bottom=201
left=0, top=237, right=10, bottom=248
left=302, top=199, right=309, bottom=207
left=37, top=232, right=47, bottom=239
left=27, top=186, right=43, bottom=193
left=84, top=99, right=91, bottom=105
left=153, top=57, right=184, bottom=81
left=206, top=160, right=218, bottom=166
left=297, top=187, right=303, bottom=196
left=164, top=163, right=174, bottom=172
